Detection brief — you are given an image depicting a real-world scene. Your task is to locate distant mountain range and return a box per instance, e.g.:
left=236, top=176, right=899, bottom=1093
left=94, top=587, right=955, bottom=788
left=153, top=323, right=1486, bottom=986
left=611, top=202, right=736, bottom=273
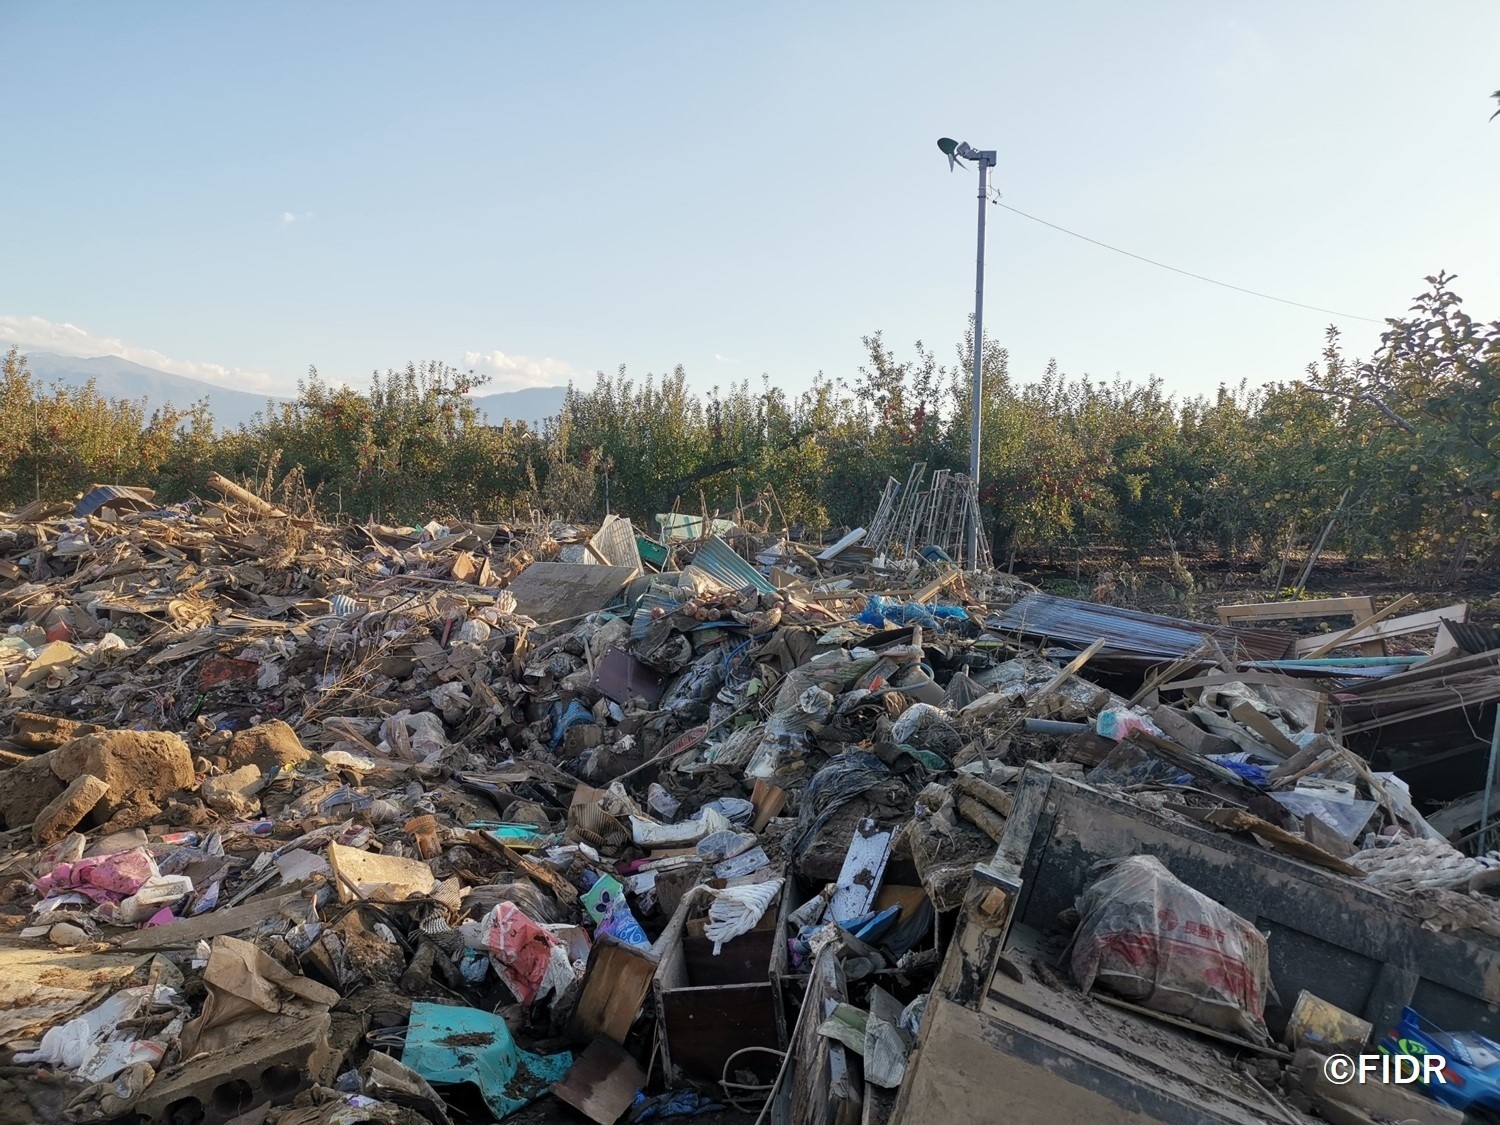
left=19, top=352, right=569, bottom=430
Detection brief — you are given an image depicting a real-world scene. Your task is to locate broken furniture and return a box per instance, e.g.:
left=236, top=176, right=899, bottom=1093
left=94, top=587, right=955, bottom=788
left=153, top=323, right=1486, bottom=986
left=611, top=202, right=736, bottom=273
left=653, top=881, right=789, bottom=1089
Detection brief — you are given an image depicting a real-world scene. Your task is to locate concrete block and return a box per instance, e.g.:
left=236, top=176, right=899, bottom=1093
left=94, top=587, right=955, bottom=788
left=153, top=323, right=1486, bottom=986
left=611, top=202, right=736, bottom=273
left=32, top=772, right=109, bottom=845
left=131, top=1011, right=334, bottom=1125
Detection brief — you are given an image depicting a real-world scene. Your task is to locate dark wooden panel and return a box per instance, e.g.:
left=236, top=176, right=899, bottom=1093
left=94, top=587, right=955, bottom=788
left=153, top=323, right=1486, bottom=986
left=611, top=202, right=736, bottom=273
left=683, top=926, right=776, bottom=987
left=662, top=983, right=781, bottom=1084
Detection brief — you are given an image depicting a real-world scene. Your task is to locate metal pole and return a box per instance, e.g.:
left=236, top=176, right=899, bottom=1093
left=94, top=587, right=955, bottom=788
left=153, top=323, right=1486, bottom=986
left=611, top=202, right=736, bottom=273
left=967, top=159, right=988, bottom=567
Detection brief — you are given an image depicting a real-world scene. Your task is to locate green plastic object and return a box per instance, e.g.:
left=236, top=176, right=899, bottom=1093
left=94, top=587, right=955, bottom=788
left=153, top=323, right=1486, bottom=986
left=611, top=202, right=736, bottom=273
left=636, top=535, right=670, bottom=568
left=401, top=1001, right=572, bottom=1119
left=464, top=823, right=548, bottom=849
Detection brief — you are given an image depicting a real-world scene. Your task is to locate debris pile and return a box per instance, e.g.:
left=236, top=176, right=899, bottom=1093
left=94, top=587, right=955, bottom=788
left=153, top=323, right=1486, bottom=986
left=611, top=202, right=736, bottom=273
left=1, top=478, right=1498, bottom=1124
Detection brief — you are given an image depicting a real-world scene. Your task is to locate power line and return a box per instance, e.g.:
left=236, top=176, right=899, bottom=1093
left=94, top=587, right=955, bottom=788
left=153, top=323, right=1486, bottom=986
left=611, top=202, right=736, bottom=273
left=989, top=197, right=1385, bottom=325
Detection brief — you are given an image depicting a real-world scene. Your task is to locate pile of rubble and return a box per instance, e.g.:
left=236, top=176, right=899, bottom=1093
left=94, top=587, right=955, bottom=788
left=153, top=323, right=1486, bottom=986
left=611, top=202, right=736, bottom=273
left=0, top=478, right=1498, bottom=1125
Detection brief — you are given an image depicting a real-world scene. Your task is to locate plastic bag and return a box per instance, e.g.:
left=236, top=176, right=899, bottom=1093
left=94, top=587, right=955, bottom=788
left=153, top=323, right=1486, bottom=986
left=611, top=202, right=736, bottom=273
left=596, top=897, right=651, bottom=949
left=858, top=596, right=968, bottom=631
left=889, top=702, right=962, bottom=758
left=1270, top=789, right=1377, bottom=841
left=1071, top=855, right=1269, bottom=1042
left=482, top=902, right=565, bottom=1006
left=1095, top=707, right=1162, bottom=742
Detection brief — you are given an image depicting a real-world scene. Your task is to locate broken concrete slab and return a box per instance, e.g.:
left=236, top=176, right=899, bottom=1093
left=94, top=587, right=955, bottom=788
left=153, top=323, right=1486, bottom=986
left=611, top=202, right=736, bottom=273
left=132, top=1011, right=335, bottom=1125
left=504, top=561, right=638, bottom=624
left=0, top=754, right=67, bottom=829
left=48, top=729, right=195, bottom=814
left=9, top=712, right=103, bottom=751
left=31, top=772, right=109, bottom=845
left=225, top=720, right=313, bottom=773
left=328, top=842, right=438, bottom=904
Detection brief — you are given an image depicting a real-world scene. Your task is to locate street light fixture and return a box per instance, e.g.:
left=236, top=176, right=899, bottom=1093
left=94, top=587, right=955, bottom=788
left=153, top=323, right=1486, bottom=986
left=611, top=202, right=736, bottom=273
left=937, top=137, right=996, bottom=567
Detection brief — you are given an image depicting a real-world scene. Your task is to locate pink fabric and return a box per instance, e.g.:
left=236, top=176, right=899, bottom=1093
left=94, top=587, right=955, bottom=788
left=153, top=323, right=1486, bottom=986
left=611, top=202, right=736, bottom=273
left=35, top=847, right=159, bottom=903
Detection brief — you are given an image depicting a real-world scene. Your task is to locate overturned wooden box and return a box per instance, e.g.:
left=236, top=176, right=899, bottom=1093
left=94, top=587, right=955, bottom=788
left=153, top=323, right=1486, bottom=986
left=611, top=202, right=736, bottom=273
left=653, top=878, right=789, bottom=1088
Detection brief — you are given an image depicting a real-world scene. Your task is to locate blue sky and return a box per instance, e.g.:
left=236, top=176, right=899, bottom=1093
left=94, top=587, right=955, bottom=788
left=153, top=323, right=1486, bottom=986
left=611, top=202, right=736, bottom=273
left=2, top=1, right=1497, bottom=400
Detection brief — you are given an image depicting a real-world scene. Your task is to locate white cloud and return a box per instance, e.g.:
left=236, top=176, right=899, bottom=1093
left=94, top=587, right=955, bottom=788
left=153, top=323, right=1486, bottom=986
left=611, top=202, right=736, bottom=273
left=282, top=211, right=297, bottom=224
left=0, top=314, right=291, bottom=394
left=714, top=353, right=735, bottom=363
left=281, top=210, right=314, bottom=225
left=462, top=350, right=574, bottom=391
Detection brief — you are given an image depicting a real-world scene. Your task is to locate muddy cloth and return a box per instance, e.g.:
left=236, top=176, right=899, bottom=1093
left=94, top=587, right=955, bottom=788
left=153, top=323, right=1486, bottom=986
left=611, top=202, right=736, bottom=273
left=753, top=626, right=821, bottom=679
left=784, top=750, right=891, bottom=861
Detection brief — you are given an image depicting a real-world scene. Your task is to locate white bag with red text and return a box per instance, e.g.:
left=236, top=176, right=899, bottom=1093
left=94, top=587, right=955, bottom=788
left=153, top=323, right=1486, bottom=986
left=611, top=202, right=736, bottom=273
left=1071, top=855, right=1270, bottom=1043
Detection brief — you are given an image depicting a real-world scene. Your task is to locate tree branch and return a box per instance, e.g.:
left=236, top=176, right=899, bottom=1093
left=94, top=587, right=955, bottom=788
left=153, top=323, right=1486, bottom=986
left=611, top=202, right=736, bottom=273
left=1300, top=385, right=1417, bottom=434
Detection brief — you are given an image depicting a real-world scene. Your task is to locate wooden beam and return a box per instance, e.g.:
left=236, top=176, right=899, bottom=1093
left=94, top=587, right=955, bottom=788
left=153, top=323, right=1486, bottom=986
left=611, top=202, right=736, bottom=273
left=1217, top=596, right=1375, bottom=625
left=1294, top=603, right=1471, bottom=657
left=1030, top=637, right=1106, bottom=712
left=1161, top=671, right=1317, bottom=693
left=1301, top=594, right=1416, bottom=659
left=1229, top=700, right=1301, bottom=758
left=1126, top=647, right=1210, bottom=708
left=911, top=565, right=960, bottom=605
left=1340, top=685, right=1500, bottom=736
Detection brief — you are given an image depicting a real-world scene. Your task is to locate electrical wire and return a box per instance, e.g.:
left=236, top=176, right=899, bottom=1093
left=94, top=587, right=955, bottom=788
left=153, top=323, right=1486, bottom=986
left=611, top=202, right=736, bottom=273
left=986, top=192, right=1385, bottom=325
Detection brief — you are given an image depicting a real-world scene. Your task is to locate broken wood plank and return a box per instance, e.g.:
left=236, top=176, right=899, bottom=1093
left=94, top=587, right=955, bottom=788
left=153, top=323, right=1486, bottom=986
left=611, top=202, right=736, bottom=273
left=1294, top=602, right=1470, bottom=657
left=1029, top=637, right=1106, bottom=714
left=551, top=1036, right=647, bottom=1125
left=1090, top=991, right=1292, bottom=1059
left=751, top=778, right=789, bottom=832
left=910, top=565, right=959, bottom=605
left=1194, top=807, right=1363, bottom=876
left=471, top=832, right=581, bottom=911
left=573, top=940, right=657, bottom=1045
left=1217, top=597, right=1376, bottom=624
left=1126, top=647, right=1210, bottom=708
left=117, top=887, right=310, bottom=950
left=1301, top=594, right=1416, bottom=659
left=1228, top=700, right=1300, bottom=759
left=1149, top=705, right=1238, bottom=756
left=824, top=818, right=894, bottom=924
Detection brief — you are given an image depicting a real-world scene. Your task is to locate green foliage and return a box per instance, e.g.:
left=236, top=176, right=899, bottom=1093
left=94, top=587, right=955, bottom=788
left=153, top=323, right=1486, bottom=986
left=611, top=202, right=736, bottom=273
left=0, top=275, right=1495, bottom=580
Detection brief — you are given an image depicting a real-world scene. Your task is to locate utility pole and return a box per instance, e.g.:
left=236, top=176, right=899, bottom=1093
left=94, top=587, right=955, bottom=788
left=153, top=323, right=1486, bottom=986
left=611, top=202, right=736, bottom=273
left=937, top=137, right=997, bottom=567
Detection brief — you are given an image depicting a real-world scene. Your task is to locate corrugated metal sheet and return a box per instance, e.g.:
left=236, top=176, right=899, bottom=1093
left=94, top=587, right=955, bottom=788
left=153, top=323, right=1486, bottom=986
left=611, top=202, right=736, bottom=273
left=683, top=536, right=776, bottom=596
left=631, top=588, right=686, bottom=640
left=76, top=485, right=157, bottom=518
left=985, top=592, right=1293, bottom=662
left=589, top=515, right=642, bottom=571
left=656, top=513, right=737, bottom=542
left=1442, top=618, right=1500, bottom=657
